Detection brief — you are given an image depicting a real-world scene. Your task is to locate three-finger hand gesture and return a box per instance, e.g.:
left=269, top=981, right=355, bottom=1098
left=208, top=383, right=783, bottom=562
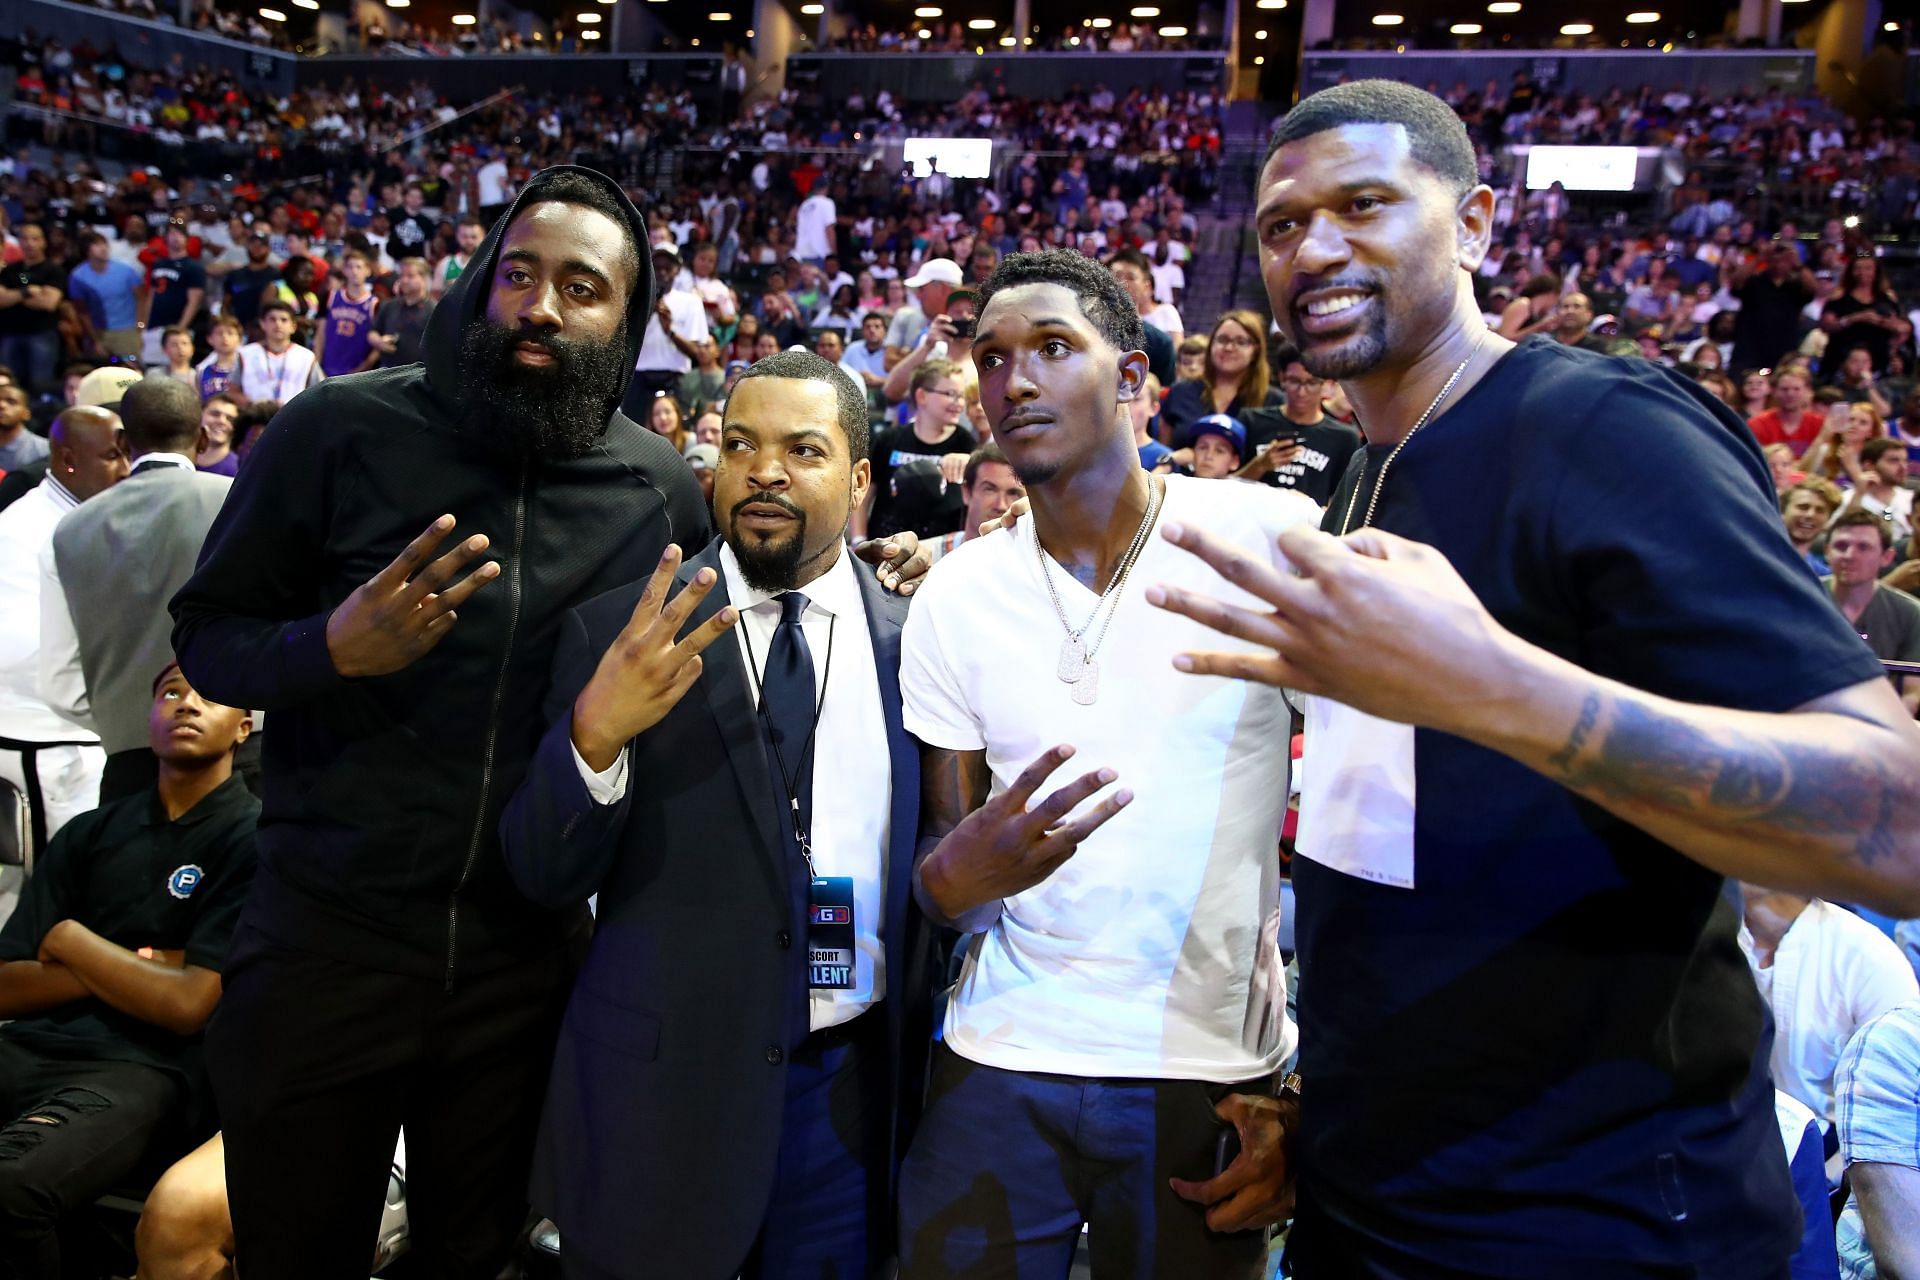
left=920, top=745, right=1133, bottom=921
left=570, top=546, right=739, bottom=771
left=325, top=515, right=500, bottom=679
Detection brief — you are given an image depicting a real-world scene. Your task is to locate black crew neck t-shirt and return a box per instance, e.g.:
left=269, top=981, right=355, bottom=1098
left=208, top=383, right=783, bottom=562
left=868, top=421, right=977, bottom=539
left=1295, top=336, right=1886, bottom=1278
left=0, top=774, right=259, bottom=1094
left=1239, top=407, right=1363, bottom=505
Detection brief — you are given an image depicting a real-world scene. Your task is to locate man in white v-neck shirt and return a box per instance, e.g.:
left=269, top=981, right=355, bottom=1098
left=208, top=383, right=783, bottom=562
left=897, top=250, right=1317, bottom=1278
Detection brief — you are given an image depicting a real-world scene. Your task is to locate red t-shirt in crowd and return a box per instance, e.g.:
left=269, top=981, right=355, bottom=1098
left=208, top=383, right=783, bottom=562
left=1747, top=408, right=1823, bottom=457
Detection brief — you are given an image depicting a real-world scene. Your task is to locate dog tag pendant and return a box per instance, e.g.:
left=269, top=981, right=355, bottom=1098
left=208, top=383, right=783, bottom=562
left=1057, top=634, right=1087, bottom=683
left=1071, top=661, right=1099, bottom=705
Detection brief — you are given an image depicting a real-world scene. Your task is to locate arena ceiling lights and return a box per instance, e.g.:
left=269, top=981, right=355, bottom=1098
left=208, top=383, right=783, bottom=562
left=1487, top=2, right=1521, bottom=11
left=1255, top=0, right=1287, bottom=8
left=1158, top=23, right=1187, bottom=35
left=1450, top=21, right=1481, bottom=32
left=1131, top=5, right=1161, bottom=15
left=1559, top=21, right=1593, bottom=34
left=291, top=0, right=318, bottom=9
left=575, top=12, right=602, bottom=21
left=1626, top=11, right=1660, bottom=21
left=968, top=17, right=997, bottom=28
left=1371, top=13, right=1405, bottom=24
left=450, top=13, right=476, bottom=23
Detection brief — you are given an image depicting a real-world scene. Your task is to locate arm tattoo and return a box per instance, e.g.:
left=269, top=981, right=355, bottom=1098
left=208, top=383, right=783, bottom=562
left=919, top=746, right=989, bottom=844
left=1550, top=694, right=1907, bottom=870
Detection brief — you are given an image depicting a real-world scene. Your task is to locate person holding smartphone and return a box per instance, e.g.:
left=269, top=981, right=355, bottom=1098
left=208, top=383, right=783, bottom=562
left=1235, top=346, right=1364, bottom=505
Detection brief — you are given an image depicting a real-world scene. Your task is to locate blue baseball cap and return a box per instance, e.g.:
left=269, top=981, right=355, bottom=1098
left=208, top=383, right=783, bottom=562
left=1191, top=413, right=1247, bottom=458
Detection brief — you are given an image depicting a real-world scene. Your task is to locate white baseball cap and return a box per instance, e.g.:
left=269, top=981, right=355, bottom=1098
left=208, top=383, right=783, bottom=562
left=903, top=258, right=963, bottom=288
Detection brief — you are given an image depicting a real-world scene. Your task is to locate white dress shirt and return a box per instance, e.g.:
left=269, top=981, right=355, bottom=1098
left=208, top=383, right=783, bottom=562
left=1742, top=900, right=1919, bottom=1124
left=575, top=543, right=891, bottom=1031
left=38, top=453, right=197, bottom=730
left=0, top=475, right=94, bottom=743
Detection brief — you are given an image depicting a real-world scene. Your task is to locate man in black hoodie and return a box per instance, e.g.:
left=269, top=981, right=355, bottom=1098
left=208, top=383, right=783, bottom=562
left=170, top=168, right=928, bottom=1277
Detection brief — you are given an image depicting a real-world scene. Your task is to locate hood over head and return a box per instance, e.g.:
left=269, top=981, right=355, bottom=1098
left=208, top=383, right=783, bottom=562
left=424, top=165, right=655, bottom=428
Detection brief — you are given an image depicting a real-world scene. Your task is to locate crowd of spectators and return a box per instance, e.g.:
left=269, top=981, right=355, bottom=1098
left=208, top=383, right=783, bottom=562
left=825, top=21, right=1220, bottom=53
left=0, top=26, right=1918, bottom=1275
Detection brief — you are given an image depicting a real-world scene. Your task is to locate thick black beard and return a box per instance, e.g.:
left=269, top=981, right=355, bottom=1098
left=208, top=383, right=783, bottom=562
left=457, top=317, right=629, bottom=461
left=728, top=492, right=812, bottom=593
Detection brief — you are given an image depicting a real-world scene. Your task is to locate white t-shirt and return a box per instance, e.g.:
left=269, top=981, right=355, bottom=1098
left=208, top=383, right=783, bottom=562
left=1150, top=258, right=1186, bottom=305
left=635, top=288, right=709, bottom=375
left=233, top=341, right=321, bottom=404
left=477, top=159, right=511, bottom=206
left=796, top=191, right=837, bottom=262
left=1144, top=300, right=1184, bottom=340
left=901, top=474, right=1314, bottom=1082
left=1741, top=899, right=1918, bottom=1124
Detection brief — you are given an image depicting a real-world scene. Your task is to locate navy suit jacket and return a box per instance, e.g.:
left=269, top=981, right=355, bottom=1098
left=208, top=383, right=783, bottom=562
left=499, top=537, right=935, bottom=1278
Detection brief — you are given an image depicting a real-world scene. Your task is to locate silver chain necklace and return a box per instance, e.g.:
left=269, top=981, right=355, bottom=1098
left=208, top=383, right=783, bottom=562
left=1340, top=334, right=1487, bottom=536
left=1036, top=474, right=1165, bottom=706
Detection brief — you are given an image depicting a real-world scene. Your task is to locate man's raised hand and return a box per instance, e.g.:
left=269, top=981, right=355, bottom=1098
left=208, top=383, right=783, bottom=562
left=570, top=545, right=738, bottom=771
left=325, top=515, right=500, bottom=678
left=919, top=745, right=1132, bottom=922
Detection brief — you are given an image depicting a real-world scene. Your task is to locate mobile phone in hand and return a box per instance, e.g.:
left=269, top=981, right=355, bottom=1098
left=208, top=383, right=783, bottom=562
left=1213, top=1124, right=1241, bottom=1178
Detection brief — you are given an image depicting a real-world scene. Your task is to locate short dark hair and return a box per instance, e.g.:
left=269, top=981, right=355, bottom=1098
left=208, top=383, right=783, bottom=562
left=1861, top=437, right=1903, bottom=466
left=963, top=442, right=1011, bottom=489
left=258, top=298, right=296, bottom=320
left=1108, top=248, right=1154, bottom=279
left=1813, top=386, right=1847, bottom=407
left=121, top=374, right=203, bottom=454
left=730, top=349, right=869, bottom=462
left=978, top=249, right=1146, bottom=356
left=1829, top=506, right=1892, bottom=549
left=1266, top=80, right=1479, bottom=197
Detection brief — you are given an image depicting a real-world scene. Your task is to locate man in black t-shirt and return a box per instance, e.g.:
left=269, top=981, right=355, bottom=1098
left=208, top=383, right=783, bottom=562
left=1238, top=345, right=1364, bottom=505
left=1153, top=81, right=1920, bottom=1280
left=0, top=223, right=66, bottom=397
left=141, top=225, right=206, bottom=368
left=856, top=358, right=977, bottom=540
left=222, top=230, right=282, bottom=337
left=1730, top=241, right=1816, bottom=371
left=0, top=664, right=256, bottom=1276
left=384, top=183, right=438, bottom=258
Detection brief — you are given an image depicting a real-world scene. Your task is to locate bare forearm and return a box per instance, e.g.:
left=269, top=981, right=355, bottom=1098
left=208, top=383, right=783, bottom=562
left=1467, top=644, right=1920, bottom=913
left=0, top=960, right=90, bottom=1017
left=46, top=925, right=217, bottom=1035
left=913, top=746, right=1001, bottom=930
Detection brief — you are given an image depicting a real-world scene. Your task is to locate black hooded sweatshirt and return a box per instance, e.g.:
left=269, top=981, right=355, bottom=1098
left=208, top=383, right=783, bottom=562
left=171, top=168, right=710, bottom=983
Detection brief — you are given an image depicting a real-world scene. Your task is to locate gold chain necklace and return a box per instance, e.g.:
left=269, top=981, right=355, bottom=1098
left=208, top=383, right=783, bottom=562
left=1340, top=334, right=1488, bottom=536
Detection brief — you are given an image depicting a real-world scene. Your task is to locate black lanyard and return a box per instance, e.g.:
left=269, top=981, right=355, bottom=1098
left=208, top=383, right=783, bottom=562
left=739, top=604, right=836, bottom=879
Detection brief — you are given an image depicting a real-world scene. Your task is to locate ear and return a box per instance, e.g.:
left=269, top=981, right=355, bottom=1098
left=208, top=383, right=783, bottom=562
left=1116, top=347, right=1150, bottom=403
left=849, top=456, right=872, bottom=514
left=1454, top=184, right=1496, bottom=273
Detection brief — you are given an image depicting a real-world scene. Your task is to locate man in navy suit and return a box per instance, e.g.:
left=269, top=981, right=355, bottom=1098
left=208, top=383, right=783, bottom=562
left=501, top=348, right=939, bottom=1279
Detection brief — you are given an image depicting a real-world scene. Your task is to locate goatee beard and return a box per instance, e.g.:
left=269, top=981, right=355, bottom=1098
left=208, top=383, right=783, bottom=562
left=728, top=493, right=816, bottom=593
left=458, top=317, right=630, bottom=461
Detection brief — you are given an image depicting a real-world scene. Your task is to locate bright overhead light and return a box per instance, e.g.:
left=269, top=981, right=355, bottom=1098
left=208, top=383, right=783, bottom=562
left=1451, top=21, right=1481, bottom=32
left=582, top=28, right=601, bottom=38
left=1158, top=24, right=1187, bottom=35
left=1069, top=33, right=1080, bottom=42
left=450, top=12, right=475, bottom=22
left=707, top=9, right=731, bottom=17
left=999, top=34, right=1016, bottom=43
left=1885, top=20, right=1899, bottom=30
left=1088, top=16, right=1112, bottom=27
left=291, top=0, right=318, bottom=9
left=1256, top=0, right=1285, bottom=7
left=1254, top=28, right=1267, bottom=37
left=800, top=2, right=822, bottom=9
left=576, top=11, right=600, bottom=20
left=913, top=5, right=941, bottom=14
left=1371, top=13, right=1404, bottom=25
left=916, top=27, right=932, bottom=37
left=969, top=17, right=996, bottom=27
left=385, top=0, right=407, bottom=7
left=1487, top=1, right=1520, bottom=10
left=259, top=6, right=286, bottom=18
left=1130, top=4, right=1160, bottom=14
left=1626, top=11, right=1659, bottom=21
left=1560, top=22, right=1592, bottom=34
left=1254, top=54, right=1265, bottom=64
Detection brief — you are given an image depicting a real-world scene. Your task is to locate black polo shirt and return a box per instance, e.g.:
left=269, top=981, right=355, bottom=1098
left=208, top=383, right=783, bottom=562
left=0, top=774, right=259, bottom=1084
